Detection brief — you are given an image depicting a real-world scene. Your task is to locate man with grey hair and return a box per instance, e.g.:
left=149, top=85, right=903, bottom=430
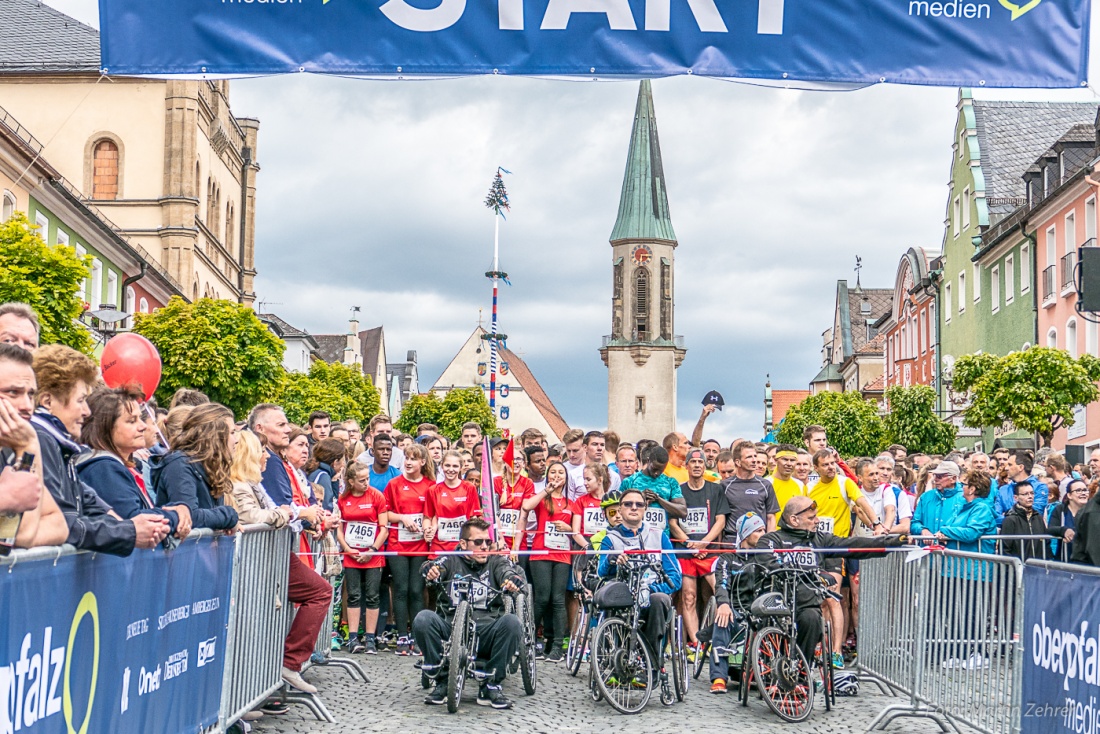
left=0, top=302, right=39, bottom=352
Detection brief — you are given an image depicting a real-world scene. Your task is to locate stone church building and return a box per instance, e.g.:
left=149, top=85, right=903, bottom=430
left=600, top=81, right=685, bottom=444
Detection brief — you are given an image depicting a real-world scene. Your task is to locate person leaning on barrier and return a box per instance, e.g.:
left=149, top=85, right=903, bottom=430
left=928, top=470, right=996, bottom=553
left=911, top=461, right=966, bottom=537
left=416, top=517, right=526, bottom=709
left=225, top=430, right=293, bottom=529
left=755, top=495, right=906, bottom=668
left=0, top=342, right=67, bottom=548
left=1000, top=472, right=1051, bottom=561
left=30, top=346, right=172, bottom=555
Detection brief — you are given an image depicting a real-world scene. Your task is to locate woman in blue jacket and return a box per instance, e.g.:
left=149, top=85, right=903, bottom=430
left=935, top=471, right=997, bottom=554
left=152, top=403, right=239, bottom=531
left=76, top=386, right=192, bottom=540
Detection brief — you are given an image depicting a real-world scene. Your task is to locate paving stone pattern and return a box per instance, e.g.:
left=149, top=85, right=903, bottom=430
left=252, top=650, right=975, bottom=734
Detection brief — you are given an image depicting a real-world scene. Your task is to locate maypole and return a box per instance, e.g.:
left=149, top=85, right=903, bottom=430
left=483, top=168, right=510, bottom=411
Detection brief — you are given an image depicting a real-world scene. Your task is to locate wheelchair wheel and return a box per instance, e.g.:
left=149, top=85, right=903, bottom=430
left=669, top=614, right=688, bottom=701
left=739, top=629, right=754, bottom=707
left=447, top=601, right=473, bottom=714
left=504, top=594, right=520, bottom=674
left=820, top=620, right=835, bottom=711
left=567, top=603, right=591, bottom=677
left=591, top=617, right=654, bottom=714
left=693, top=597, right=716, bottom=680
left=514, top=591, right=537, bottom=695
left=588, top=658, right=603, bottom=702
left=751, top=626, right=814, bottom=723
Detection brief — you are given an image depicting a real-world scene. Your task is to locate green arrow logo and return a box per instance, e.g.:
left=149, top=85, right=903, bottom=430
left=999, top=0, right=1041, bottom=20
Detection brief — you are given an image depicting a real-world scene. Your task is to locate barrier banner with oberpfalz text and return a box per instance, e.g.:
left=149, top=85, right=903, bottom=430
left=0, top=536, right=233, bottom=733
left=1022, top=564, right=1100, bottom=734
left=97, top=0, right=1090, bottom=87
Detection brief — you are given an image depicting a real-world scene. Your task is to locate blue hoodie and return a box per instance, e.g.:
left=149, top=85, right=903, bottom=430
left=911, top=484, right=965, bottom=536
left=991, top=475, right=1048, bottom=527
left=936, top=497, right=997, bottom=554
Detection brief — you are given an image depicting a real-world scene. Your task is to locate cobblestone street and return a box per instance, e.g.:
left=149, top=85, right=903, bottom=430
left=252, top=650, right=971, bottom=734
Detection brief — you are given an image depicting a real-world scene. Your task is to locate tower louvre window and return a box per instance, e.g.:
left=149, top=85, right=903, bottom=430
left=660, top=259, right=671, bottom=340
left=634, top=268, right=649, bottom=341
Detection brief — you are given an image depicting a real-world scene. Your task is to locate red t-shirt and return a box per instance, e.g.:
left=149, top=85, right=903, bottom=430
left=383, top=475, right=433, bottom=556
left=494, top=476, right=535, bottom=545
left=530, top=493, right=575, bottom=565
left=338, top=488, right=388, bottom=570
left=571, top=493, right=609, bottom=538
left=425, top=481, right=483, bottom=554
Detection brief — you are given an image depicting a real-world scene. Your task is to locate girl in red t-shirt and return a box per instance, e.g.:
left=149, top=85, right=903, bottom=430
left=521, top=461, right=574, bottom=663
left=424, top=451, right=482, bottom=556
left=336, top=462, right=389, bottom=654
left=383, top=443, right=434, bottom=656
left=495, top=454, right=535, bottom=560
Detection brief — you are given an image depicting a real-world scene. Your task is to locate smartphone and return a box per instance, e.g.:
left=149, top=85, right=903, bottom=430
left=0, top=512, right=21, bottom=556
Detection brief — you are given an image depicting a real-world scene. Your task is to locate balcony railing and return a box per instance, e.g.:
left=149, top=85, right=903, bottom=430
left=1042, top=265, right=1056, bottom=302
left=602, top=334, right=684, bottom=348
left=1061, top=251, right=1077, bottom=290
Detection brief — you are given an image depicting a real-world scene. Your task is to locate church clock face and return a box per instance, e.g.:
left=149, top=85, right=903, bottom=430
left=632, top=245, right=653, bottom=265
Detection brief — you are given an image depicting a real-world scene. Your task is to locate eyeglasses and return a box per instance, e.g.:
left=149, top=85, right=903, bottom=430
left=466, top=538, right=492, bottom=547
left=621, top=501, right=646, bottom=509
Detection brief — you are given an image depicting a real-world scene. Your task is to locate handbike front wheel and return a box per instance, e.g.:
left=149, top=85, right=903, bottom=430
left=693, top=597, right=716, bottom=680
left=591, top=617, right=654, bottom=714
left=514, top=591, right=537, bottom=695
left=751, top=626, right=814, bottom=723
left=670, top=614, right=688, bottom=701
left=821, top=619, right=835, bottom=711
left=447, top=601, right=473, bottom=714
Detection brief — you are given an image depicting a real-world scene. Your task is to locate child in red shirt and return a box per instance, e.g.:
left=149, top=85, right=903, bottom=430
left=337, top=462, right=389, bottom=654
left=425, top=450, right=483, bottom=556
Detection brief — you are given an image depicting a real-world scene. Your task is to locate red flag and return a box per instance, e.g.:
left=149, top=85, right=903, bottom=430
left=502, top=439, right=514, bottom=469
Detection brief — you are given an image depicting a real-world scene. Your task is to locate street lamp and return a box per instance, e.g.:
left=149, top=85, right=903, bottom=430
left=84, top=303, right=130, bottom=343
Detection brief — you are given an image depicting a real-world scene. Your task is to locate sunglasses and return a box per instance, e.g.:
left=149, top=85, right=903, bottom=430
left=621, top=501, right=646, bottom=509
left=794, top=502, right=819, bottom=516
left=466, top=538, right=492, bottom=547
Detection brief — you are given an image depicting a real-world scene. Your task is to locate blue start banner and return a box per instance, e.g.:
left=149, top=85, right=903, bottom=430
left=1022, top=564, right=1100, bottom=734
left=97, top=0, right=1090, bottom=86
left=0, top=536, right=233, bottom=733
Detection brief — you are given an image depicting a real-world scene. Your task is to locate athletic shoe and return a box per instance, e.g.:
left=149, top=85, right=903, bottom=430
left=536, top=641, right=546, bottom=659
left=281, top=667, right=317, bottom=694
left=941, top=658, right=961, bottom=669
left=477, top=683, right=514, bottom=709
left=395, top=638, right=411, bottom=656
left=424, top=683, right=448, bottom=705
left=964, top=654, right=989, bottom=670
left=831, top=652, right=844, bottom=670
left=411, top=643, right=422, bottom=657
left=310, top=652, right=325, bottom=665
left=346, top=635, right=360, bottom=653
left=260, top=700, right=288, bottom=715
left=546, top=647, right=564, bottom=663
left=350, top=638, right=366, bottom=655
left=364, top=638, right=378, bottom=655
left=331, top=634, right=343, bottom=651
left=710, top=679, right=727, bottom=694
left=686, top=644, right=698, bottom=664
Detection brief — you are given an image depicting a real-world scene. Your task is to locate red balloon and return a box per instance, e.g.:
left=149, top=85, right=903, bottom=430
left=100, top=333, right=162, bottom=401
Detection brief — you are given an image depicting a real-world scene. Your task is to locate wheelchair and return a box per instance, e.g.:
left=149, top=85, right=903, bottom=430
left=422, top=573, right=536, bottom=713
left=586, top=553, right=688, bottom=714
left=737, top=565, right=838, bottom=722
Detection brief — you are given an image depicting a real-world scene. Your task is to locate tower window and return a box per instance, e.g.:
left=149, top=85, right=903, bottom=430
left=634, top=268, right=649, bottom=341
left=635, top=396, right=646, bottom=414
left=660, top=260, right=671, bottom=340
left=92, top=139, right=119, bottom=200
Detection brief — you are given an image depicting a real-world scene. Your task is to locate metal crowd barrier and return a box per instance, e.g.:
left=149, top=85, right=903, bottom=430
left=215, top=524, right=294, bottom=731
left=859, top=548, right=1024, bottom=734
left=982, top=534, right=1070, bottom=563
left=303, top=535, right=368, bottom=682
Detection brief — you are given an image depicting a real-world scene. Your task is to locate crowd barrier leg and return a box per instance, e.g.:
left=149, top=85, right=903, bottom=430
left=308, top=592, right=370, bottom=683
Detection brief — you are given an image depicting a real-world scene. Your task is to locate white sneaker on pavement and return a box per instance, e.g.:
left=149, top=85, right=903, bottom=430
left=282, top=666, right=318, bottom=694
left=964, top=653, right=989, bottom=670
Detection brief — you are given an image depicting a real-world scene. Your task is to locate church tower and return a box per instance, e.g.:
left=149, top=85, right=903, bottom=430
left=600, top=81, right=686, bottom=444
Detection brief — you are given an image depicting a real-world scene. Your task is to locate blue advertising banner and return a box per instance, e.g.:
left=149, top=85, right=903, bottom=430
left=0, top=536, right=233, bottom=733
left=97, top=0, right=1090, bottom=86
left=1022, top=564, right=1100, bottom=734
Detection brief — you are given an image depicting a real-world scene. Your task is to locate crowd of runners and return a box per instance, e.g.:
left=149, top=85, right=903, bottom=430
left=4, top=299, right=1100, bottom=721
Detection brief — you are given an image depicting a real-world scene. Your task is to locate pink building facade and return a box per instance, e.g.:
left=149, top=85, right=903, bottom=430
left=884, top=247, right=939, bottom=391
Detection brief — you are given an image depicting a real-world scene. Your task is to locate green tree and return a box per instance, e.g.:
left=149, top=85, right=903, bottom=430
left=953, top=347, right=1100, bottom=447
left=438, top=387, right=498, bottom=440
left=0, top=213, right=92, bottom=353
left=395, top=392, right=445, bottom=435
left=882, top=385, right=956, bottom=455
left=775, top=390, right=885, bottom=458
left=133, top=296, right=284, bottom=417
left=276, top=360, right=381, bottom=427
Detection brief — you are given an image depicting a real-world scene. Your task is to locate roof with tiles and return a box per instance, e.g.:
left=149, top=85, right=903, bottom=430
left=857, top=331, right=886, bottom=356
left=771, top=390, right=809, bottom=424
left=0, top=0, right=100, bottom=73
left=844, top=286, right=892, bottom=357
left=971, top=100, right=1098, bottom=217
left=313, top=335, right=346, bottom=365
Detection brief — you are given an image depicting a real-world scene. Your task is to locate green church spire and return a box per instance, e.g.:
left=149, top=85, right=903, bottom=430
left=610, top=80, right=677, bottom=244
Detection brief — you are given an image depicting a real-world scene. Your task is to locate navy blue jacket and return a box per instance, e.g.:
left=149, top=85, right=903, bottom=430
left=308, top=462, right=337, bottom=512
left=76, top=452, right=181, bottom=534
left=261, top=449, right=294, bottom=506
left=152, top=451, right=238, bottom=530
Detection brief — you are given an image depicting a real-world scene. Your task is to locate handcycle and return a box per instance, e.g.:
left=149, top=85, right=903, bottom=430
left=566, top=550, right=602, bottom=677
left=737, top=565, right=838, bottom=722
left=692, top=561, right=759, bottom=682
left=503, top=580, right=538, bottom=696
left=586, top=552, right=688, bottom=714
left=422, top=572, right=536, bottom=712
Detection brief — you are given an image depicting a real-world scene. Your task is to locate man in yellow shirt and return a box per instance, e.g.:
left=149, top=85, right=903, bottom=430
left=769, top=444, right=807, bottom=513
left=808, top=450, right=883, bottom=539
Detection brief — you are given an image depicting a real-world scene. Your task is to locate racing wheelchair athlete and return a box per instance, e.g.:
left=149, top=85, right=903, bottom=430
left=415, top=517, right=527, bottom=711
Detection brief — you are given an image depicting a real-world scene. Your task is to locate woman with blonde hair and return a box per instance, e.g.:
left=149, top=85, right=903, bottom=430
left=227, top=430, right=292, bottom=528
left=151, top=403, right=239, bottom=530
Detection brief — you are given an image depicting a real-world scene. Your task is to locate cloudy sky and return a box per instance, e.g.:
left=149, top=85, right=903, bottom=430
left=42, top=1, right=1100, bottom=441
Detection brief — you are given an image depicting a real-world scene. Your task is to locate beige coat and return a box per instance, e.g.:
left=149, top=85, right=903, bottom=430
left=227, top=480, right=292, bottom=527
